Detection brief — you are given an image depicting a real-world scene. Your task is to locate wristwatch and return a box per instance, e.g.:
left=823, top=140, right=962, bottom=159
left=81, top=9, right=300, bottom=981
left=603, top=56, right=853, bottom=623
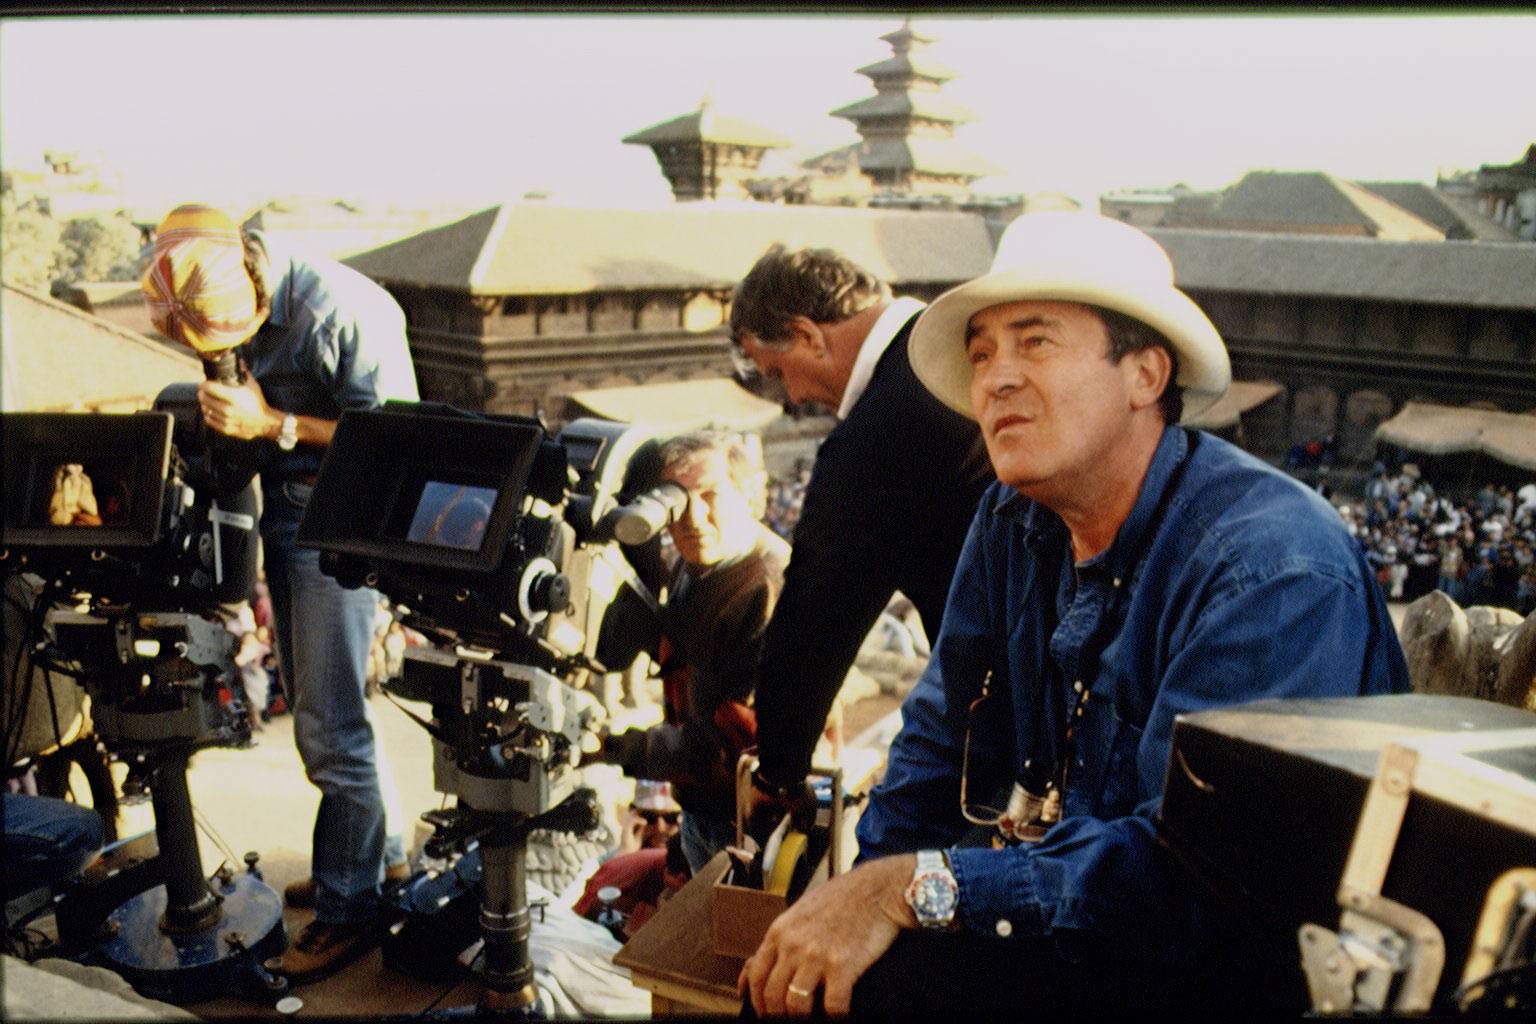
left=905, top=849, right=959, bottom=931
left=276, top=413, right=299, bottom=452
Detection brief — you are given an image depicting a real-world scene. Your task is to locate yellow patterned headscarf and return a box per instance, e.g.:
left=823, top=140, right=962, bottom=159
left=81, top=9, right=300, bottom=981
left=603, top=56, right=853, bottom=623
left=140, top=204, right=267, bottom=354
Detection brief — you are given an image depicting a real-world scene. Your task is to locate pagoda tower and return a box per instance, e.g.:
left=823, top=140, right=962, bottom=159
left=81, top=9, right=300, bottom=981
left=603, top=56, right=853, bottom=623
left=623, top=97, right=791, bottom=202
left=829, top=20, right=996, bottom=200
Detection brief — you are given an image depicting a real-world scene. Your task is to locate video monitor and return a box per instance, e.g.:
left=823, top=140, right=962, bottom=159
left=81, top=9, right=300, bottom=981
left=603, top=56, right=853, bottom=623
left=296, top=407, right=548, bottom=574
left=2, top=413, right=173, bottom=549
left=401, top=479, right=499, bottom=552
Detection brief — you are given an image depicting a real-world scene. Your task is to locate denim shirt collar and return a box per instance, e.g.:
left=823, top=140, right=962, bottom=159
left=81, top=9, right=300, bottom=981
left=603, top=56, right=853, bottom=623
left=249, top=230, right=293, bottom=330
left=1082, top=426, right=1188, bottom=581
left=990, top=425, right=1190, bottom=576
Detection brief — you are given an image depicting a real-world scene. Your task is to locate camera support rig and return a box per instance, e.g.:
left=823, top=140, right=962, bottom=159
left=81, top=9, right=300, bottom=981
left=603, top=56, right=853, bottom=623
left=1, top=406, right=286, bottom=1005
left=297, top=405, right=678, bottom=1015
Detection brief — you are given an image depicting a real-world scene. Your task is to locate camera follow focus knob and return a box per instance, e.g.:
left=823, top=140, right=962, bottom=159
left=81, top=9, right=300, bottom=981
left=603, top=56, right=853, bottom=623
left=531, top=572, right=571, bottom=615
left=517, top=558, right=567, bottom=624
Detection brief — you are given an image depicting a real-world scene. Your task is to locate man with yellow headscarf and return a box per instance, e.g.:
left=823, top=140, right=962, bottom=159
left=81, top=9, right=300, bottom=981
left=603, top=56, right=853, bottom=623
left=141, top=204, right=419, bottom=984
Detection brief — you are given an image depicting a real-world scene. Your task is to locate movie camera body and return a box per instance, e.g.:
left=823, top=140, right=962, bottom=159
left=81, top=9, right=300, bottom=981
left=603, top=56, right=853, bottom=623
left=1, top=395, right=285, bottom=1004
left=296, top=403, right=680, bottom=1011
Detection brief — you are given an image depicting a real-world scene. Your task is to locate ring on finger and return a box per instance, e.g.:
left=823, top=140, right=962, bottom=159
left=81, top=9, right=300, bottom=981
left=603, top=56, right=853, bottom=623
left=788, top=984, right=814, bottom=999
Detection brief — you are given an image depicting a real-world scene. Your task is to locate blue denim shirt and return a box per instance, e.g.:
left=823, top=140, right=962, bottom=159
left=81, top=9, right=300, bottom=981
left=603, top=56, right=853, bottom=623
left=242, top=230, right=418, bottom=483
left=857, top=426, right=1409, bottom=954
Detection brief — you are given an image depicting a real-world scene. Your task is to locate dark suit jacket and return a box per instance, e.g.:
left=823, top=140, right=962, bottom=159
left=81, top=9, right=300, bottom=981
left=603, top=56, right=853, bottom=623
left=753, top=312, right=994, bottom=786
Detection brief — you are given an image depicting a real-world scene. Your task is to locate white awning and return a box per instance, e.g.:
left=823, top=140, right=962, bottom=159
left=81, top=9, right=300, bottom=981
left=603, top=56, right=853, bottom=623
left=1183, top=380, right=1284, bottom=431
left=1375, top=402, right=1536, bottom=472
left=563, top=377, right=784, bottom=433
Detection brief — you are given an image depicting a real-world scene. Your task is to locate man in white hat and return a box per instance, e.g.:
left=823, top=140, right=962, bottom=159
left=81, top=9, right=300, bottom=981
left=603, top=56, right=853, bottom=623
left=740, top=212, right=1409, bottom=1017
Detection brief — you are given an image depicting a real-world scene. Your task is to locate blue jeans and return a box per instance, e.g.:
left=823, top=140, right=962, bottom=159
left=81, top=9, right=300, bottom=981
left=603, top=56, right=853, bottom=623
left=2, top=792, right=104, bottom=898
left=263, top=480, right=405, bottom=924
left=678, top=810, right=737, bottom=875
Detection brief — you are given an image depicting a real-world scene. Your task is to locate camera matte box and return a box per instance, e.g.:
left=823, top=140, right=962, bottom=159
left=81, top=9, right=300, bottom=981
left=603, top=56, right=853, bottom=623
left=1, top=411, right=172, bottom=549
left=1158, top=693, right=1536, bottom=1004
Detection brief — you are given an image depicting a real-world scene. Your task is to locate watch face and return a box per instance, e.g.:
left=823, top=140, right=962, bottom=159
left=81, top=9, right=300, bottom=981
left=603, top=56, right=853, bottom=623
left=914, top=874, right=957, bottom=919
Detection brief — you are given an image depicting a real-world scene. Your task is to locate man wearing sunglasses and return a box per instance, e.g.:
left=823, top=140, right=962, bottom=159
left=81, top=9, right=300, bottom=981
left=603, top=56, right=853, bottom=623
left=739, top=213, right=1409, bottom=1017
left=728, top=245, right=993, bottom=828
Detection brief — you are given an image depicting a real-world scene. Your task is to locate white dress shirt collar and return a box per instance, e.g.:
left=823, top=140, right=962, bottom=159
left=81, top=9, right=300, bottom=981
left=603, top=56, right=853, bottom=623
left=835, top=296, right=926, bottom=420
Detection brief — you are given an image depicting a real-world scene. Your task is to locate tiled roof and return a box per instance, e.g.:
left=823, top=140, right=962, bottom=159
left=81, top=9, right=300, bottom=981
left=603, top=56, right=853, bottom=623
left=830, top=91, right=976, bottom=125
left=859, top=137, right=1000, bottom=178
left=1176, top=171, right=1444, bottom=240
left=1, top=283, right=200, bottom=412
left=1147, top=228, right=1536, bottom=310
left=856, top=53, right=957, bottom=83
left=623, top=105, right=791, bottom=148
left=344, top=203, right=995, bottom=296
left=1358, top=181, right=1517, bottom=240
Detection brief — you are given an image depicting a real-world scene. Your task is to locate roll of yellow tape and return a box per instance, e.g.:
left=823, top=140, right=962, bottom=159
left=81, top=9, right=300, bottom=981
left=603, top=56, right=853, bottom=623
left=765, top=830, right=808, bottom=897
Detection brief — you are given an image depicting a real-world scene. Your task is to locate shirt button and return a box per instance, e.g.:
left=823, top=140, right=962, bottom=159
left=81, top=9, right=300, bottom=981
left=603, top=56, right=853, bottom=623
left=1072, top=680, right=1084, bottom=693
left=1113, top=577, right=1122, bottom=588
left=995, top=919, right=1013, bottom=938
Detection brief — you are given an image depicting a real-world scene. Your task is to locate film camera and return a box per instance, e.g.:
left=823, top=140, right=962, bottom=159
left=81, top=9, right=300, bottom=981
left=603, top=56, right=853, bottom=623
left=296, top=402, right=681, bottom=1013
left=1, top=394, right=285, bottom=1004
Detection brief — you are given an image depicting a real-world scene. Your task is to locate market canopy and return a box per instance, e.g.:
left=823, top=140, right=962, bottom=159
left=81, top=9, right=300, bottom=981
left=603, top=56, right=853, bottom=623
left=563, top=378, right=783, bottom=433
left=1374, top=402, right=1536, bottom=472
left=1184, top=379, right=1284, bottom=431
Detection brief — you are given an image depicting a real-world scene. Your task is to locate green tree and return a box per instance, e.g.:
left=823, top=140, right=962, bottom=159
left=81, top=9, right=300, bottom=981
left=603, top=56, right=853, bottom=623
left=56, top=214, right=144, bottom=284
left=0, top=193, right=63, bottom=292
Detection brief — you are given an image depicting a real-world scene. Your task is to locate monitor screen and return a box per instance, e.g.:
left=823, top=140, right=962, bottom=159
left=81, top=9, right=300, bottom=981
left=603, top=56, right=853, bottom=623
left=404, top=481, right=498, bottom=552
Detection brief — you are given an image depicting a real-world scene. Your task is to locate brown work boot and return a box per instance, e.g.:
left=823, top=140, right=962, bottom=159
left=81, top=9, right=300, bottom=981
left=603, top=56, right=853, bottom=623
left=277, top=917, right=386, bottom=986
left=284, top=862, right=412, bottom=910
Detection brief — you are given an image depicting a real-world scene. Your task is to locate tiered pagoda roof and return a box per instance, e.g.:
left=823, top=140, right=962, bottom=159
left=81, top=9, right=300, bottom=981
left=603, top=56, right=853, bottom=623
left=829, top=19, right=997, bottom=196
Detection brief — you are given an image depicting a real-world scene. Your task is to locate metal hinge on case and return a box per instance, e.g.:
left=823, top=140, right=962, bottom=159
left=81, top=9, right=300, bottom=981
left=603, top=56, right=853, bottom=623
left=1297, top=742, right=1446, bottom=1014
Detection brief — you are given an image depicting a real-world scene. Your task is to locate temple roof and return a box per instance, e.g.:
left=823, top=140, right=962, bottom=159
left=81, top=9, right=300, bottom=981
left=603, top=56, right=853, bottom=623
left=623, top=100, right=791, bottom=149
left=830, top=90, right=976, bottom=125
left=1147, top=227, right=1536, bottom=310
left=858, top=137, right=1001, bottom=178
left=1359, top=182, right=1517, bottom=241
left=856, top=52, right=957, bottom=83
left=344, top=203, right=994, bottom=296
left=879, top=20, right=934, bottom=50
left=1171, top=171, right=1446, bottom=240
left=2, top=283, right=199, bottom=412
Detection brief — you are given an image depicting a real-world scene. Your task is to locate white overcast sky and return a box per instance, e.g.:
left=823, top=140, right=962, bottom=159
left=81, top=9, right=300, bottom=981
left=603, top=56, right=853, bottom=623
left=2, top=11, right=1532, bottom=213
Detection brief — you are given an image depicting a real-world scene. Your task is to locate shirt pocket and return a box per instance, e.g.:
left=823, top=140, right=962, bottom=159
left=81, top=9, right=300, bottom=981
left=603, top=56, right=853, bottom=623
left=1071, top=698, right=1146, bottom=818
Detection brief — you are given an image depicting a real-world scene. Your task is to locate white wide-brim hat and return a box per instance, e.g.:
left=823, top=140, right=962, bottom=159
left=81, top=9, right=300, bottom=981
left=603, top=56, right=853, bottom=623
left=909, top=211, right=1230, bottom=421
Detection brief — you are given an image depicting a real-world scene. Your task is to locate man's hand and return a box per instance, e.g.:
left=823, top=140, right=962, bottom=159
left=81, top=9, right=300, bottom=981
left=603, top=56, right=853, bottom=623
left=198, top=377, right=278, bottom=441
left=738, top=853, right=916, bottom=1017
left=745, top=774, right=817, bottom=845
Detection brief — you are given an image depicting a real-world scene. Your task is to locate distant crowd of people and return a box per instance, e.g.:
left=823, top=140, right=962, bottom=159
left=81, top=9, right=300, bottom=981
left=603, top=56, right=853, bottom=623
left=765, top=460, right=811, bottom=541
left=1332, top=467, right=1536, bottom=614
